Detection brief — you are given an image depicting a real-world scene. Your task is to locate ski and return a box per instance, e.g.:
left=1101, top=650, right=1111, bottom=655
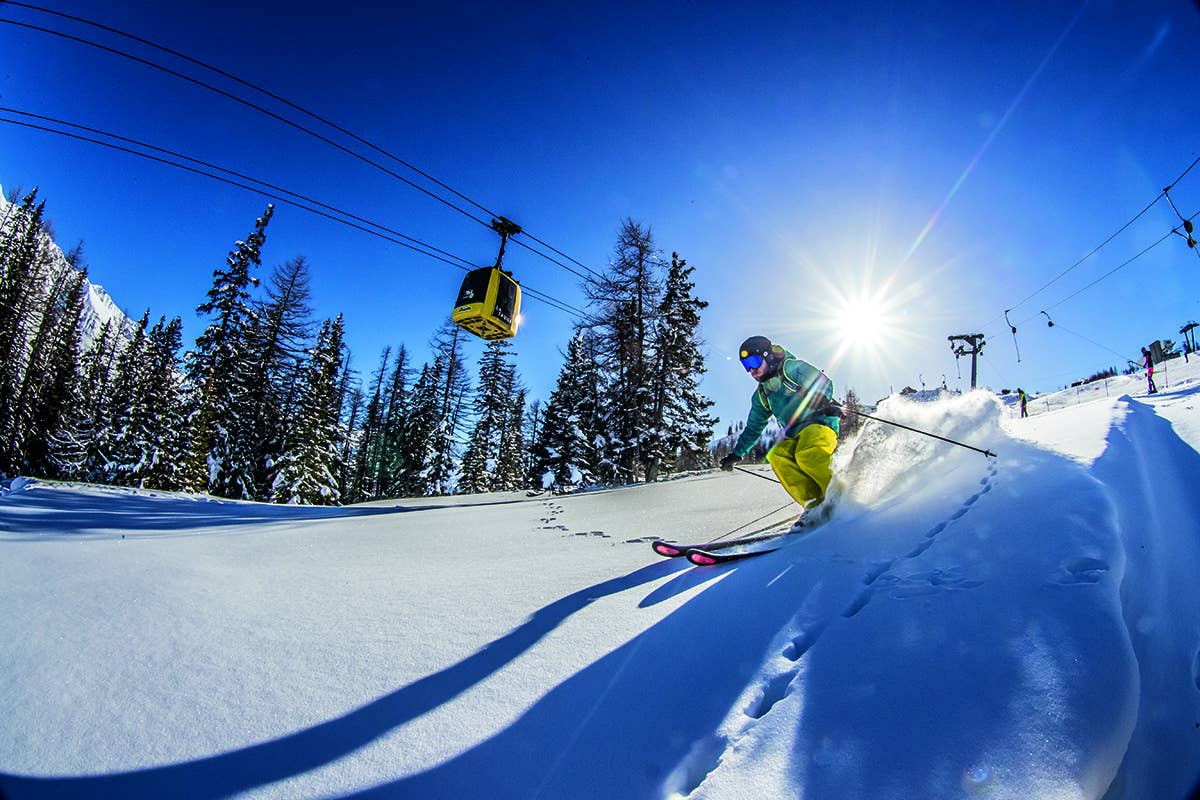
left=685, top=542, right=784, bottom=566
left=650, top=527, right=792, bottom=558
left=685, top=513, right=835, bottom=565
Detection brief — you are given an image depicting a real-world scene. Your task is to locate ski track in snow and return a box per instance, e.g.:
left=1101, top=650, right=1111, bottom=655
left=844, top=460, right=996, bottom=617
left=537, top=497, right=610, bottom=539
left=670, top=460, right=1002, bottom=797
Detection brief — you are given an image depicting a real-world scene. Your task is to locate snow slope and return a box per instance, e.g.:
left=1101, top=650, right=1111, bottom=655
left=2, top=366, right=1200, bottom=799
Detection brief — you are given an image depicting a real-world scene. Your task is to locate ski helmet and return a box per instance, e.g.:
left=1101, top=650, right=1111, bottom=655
left=738, top=335, right=774, bottom=373
left=739, top=335, right=772, bottom=360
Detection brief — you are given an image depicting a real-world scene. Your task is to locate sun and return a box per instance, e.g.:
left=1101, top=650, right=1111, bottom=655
left=802, top=265, right=927, bottom=384
left=835, top=292, right=890, bottom=348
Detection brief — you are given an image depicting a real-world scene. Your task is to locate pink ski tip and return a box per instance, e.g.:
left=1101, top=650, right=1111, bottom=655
left=690, top=552, right=718, bottom=566
left=653, top=543, right=683, bottom=557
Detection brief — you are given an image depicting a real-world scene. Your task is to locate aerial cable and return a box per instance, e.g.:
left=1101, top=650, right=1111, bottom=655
left=1163, top=188, right=1200, bottom=259
left=1046, top=318, right=1134, bottom=364
left=0, top=113, right=590, bottom=320
left=0, top=17, right=496, bottom=227
left=1041, top=226, right=1179, bottom=312
left=1164, top=151, right=1200, bottom=193
left=979, top=208, right=1194, bottom=343
left=8, top=0, right=498, bottom=217
left=0, top=115, right=474, bottom=270
left=1003, top=192, right=1164, bottom=316
left=509, top=238, right=596, bottom=282
left=0, top=106, right=480, bottom=270
left=520, top=231, right=606, bottom=280
left=0, top=2, right=608, bottom=282
left=1004, top=309, right=1021, bottom=362
left=991, top=149, right=1200, bottom=327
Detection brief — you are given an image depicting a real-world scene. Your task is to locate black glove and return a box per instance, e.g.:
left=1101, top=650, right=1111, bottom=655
left=822, top=399, right=846, bottom=418
left=719, top=454, right=740, bottom=471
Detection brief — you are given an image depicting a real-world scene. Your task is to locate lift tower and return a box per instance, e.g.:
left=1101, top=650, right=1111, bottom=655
left=949, top=334, right=986, bottom=390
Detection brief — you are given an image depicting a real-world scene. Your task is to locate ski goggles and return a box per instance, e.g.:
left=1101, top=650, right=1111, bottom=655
left=740, top=353, right=765, bottom=371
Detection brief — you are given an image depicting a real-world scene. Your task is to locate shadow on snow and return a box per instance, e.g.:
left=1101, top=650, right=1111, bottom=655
left=0, top=560, right=686, bottom=799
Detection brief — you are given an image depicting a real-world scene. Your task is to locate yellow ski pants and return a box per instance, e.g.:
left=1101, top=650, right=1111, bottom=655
left=766, top=424, right=838, bottom=508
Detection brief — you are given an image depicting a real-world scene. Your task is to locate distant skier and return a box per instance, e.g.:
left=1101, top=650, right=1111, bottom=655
left=1142, top=347, right=1158, bottom=395
left=1018, top=388, right=1029, bottom=418
left=719, top=335, right=840, bottom=518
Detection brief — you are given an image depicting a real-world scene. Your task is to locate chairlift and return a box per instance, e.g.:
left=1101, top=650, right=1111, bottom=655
left=452, top=217, right=523, bottom=340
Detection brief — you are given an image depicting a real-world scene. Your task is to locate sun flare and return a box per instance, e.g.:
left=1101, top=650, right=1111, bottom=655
left=836, top=293, right=890, bottom=347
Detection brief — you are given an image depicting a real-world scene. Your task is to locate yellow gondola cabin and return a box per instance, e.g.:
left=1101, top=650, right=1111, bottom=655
left=452, top=266, right=522, bottom=340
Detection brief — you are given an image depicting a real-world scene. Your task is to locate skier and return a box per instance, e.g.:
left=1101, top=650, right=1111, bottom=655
left=1018, top=388, right=1029, bottom=418
left=719, top=335, right=840, bottom=518
left=1142, top=347, right=1158, bottom=395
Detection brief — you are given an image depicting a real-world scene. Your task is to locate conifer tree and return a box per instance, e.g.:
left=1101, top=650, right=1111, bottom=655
left=333, top=356, right=360, bottom=500
left=530, top=328, right=604, bottom=489
left=134, top=317, right=189, bottom=489
left=425, top=322, right=471, bottom=495
left=839, top=387, right=864, bottom=440
left=644, top=252, right=716, bottom=478
left=395, top=361, right=443, bottom=496
left=460, top=339, right=517, bottom=493
left=0, top=191, right=49, bottom=474
left=79, top=318, right=119, bottom=480
left=185, top=205, right=274, bottom=498
left=378, top=344, right=412, bottom=496
left=496, top=386, right=527, bottom=491
left=103, top=310, right=153, bottom=485
left=28, top=266, right=88, bottom=478
left=521, top=399, right=544, bottom=489
left=271, top=315, right=346, bottom=504
left=584, top=219, right=663, bottom=483
left=351, top=347, right=391, bottom=502
left=246, top=256, right=314, bottom=498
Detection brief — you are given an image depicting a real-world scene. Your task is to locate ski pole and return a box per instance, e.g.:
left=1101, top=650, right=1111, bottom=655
left=734, top=465, right=782, bottom=484
left=712, top=500, right=796, bottom=542
left=834, top=405, right=998, bottom=459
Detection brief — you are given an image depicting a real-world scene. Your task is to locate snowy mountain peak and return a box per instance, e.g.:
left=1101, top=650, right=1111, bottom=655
left=0, top=185, right=134, bottom=347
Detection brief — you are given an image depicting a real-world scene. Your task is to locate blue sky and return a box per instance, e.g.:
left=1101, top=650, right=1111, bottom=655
left=1, top=0, right=1198, bottom=434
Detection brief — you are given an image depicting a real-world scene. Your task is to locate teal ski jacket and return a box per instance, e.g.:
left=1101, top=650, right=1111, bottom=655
left=732, top=349, right=839, bottom=458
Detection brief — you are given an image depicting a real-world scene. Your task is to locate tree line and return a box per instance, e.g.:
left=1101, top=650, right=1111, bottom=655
left=0, top=189, right=718, bottom=503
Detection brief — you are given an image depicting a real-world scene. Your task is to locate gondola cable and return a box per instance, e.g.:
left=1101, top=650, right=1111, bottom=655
left=0, top=112, right=590, bottom=320
left=0, top=3, right=609, bottom=282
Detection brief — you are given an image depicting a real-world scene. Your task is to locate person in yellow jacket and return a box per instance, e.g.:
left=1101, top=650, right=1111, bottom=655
left=719, top=335, right=840, bottom=513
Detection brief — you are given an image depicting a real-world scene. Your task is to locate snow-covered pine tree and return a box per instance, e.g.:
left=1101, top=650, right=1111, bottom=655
left=350, top=346, right=392, bottom=502
left=0, top=190, right=50, bottom=475
left=644, top=252, right=716, bottom=478
left=78, top=318, right=119, bottom=481
left=460, top=339, right=517, bottom=494
left=529, top=327, right=603, bottom=489
left=271, top=315, right=346, bottom=504
left=425, top=321, right=471, bottom=495
left=839, top=387, right=864, bottom=440
left=584, top=219, right=663, bottom=484
left=101, top=310, right=153, bottom=485
left=521, top=398, right=543, bottom=489
left=27, top=264, right=88, bottom=479
left=246, top=256, right=314, bottom=499
left=495, top=386, right=527, bottom=491
left=185, top=205, right=274, bottom=499
left=396, top=361, right=441, bottom=496
left=333, top=357, right=360, bottom=501
left=378, top=344, right=411, bottom=497
left=135, top=317, right=189, bottom=490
